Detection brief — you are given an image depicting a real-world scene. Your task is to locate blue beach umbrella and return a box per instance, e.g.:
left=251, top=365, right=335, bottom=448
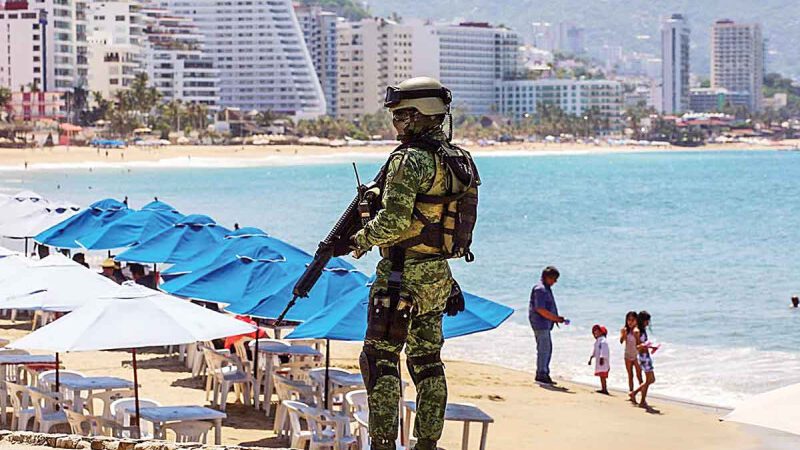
left=75, top=200, right=183, bottom=250
left=162, top=227, right=314, bottom=276
left=35, top=198, right=131, bottom=249
left=228, top=266, right=369, bottom=321
left=159, top=245, right=298, bottom=306
left=287, top=287, right=515, bottom=341
left=115, top=215, right=230, bottom=265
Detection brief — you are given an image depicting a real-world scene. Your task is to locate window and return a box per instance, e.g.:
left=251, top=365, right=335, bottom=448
left=115, top=15, right=125, bottom=22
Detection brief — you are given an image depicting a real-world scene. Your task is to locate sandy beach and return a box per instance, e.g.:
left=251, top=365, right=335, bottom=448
left=0, top=140, right=798, bottom=171
left=0, top=315, right=775, bottom=450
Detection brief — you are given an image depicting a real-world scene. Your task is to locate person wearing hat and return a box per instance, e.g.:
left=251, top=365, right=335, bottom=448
left=350, top=77, right=480, bottom=450
left=589, top=324, right=610, bottom=394
left=101, top=258, right=127, bottom=284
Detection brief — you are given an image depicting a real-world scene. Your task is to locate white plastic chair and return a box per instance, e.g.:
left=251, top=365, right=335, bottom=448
left=283, top=400, right=313, bottom=450
left=163, top=420, right=213, bottom=443
left=345, top=389, right=368, bottom=418
left=203, top=347, right=253, bottom=411
left=28, top=386, right=68, bottom=433
left=38, top=370, right=86, bottom=408
left=308, top=367, right=355, bottom=410
left=273, top=374, right=316, bottom=436
left=87, top=388, right=135, bottom=418
left=5, top=381, right=35, bottom=431
left=65, top=408, right=93, bottom=436
left=38, top=370, right=85, bottom=391
left=297, top=403, right=356, bottom=450
left=110, top=397, right=161, bottom=438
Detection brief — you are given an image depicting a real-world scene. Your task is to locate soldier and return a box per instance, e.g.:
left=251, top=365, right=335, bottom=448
left=351, top=77, right=478, bottom=450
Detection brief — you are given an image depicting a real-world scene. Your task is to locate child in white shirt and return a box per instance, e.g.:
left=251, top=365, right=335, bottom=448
left=589, top=324, right=610, bottom=394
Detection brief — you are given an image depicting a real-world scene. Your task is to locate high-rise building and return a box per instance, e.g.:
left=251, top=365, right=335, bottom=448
left=435, top=22, right=522, bottom=115
left=140, top=4, right=219, bottom=107
left=295, top=5, right=339, bottom=116
left=660, top=14, right=690, bottom=114
left=335, top=17, right=414, bottom=119
left=86, top=1, right=144, bottom=99
left=531, top=21, right=584, bottom=55
left=495, top=78, right=623, bottom=132
left=0, top=3, right=43, bottom=91
left=159, top=0, right=325, bottom=119
left=0, top=0, right=88, bottom=92
left=711, top=19, right=764, bottom=111
left=531, top=21, right=557, bottom=52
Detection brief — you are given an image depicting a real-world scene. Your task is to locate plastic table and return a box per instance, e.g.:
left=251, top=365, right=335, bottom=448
left=134, top=405, right=227, bottom=445
left=248, top=340, right=321, bottom=414
left=403, top=401, right=493, bottom=450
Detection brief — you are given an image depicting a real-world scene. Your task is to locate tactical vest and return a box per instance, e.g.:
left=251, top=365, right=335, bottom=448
left=382, top=138, right=480, bottom=261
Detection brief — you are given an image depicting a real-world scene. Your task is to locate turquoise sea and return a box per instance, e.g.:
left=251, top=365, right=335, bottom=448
left=2, top=149, right=800, bottom=407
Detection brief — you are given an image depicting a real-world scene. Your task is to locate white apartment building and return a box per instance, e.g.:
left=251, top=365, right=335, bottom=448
left=0, top=4, right=42, bottom=91
left=140, top=4, right=219, bottom=107
left=160, top=0, right=325, bottom=119
left=295, top=5, right=339, bottom=116
left=0, top=0, right=90, bottom=93
left=336, top=17, right=413, bottom=119
left=495, top=79, right=623, bottom=130
left=660, top=14, right=690, bottom=114
left=86, top=1, right=144, bottom=99
left=711, top=19, right=764, bottom=112
left=435, top=22, right=523, bottom=115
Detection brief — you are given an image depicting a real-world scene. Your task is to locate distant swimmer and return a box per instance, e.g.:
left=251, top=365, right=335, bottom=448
left=792, top=296, right=799, bottom=308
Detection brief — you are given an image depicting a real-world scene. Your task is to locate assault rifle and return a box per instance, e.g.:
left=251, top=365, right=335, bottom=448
left=274, top=163, right=384, bottom=326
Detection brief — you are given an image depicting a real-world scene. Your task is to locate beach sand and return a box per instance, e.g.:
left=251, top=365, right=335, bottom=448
left=0, top=140, right=798, bottom=171
left=0, top=317, right=767, bottom=450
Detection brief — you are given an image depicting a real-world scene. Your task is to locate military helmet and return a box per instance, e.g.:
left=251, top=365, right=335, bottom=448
left=384, top=77, right=452, bottom=115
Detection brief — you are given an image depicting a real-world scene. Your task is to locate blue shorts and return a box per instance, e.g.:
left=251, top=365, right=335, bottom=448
left=638, top=353, right=654, bottom=373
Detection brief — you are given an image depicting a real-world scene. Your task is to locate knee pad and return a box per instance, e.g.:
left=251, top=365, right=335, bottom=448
left=406, top=351, right=445, bottom=385
left=360, top=345, right=400, bottom=393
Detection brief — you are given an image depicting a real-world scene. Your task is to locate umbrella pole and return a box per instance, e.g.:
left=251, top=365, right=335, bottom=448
left=132, top=348, right=141, bottom=439
left=324, top=339, right=330, bottom=410
left=24, top=238, right=28, bottom=256
left=253, top=320, right=259, bottom=408
left=55, top=352, right=60, bottom=392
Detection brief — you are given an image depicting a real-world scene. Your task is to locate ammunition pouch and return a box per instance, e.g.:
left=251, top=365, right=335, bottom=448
left=360, top=346, right=400, bottom=393
left=406, top=351, right=445, bottom=385
left=367, top=247, right=412, bottom=344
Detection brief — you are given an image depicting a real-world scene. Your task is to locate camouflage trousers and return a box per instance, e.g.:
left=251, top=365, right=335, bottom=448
left=363, top=311, right=448, bottom=450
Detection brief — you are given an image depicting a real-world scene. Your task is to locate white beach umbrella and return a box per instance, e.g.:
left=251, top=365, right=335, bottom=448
left=0, top=203, right=81, bottom=254
left=0, top=191, right=49, bottom=225
left=0, top=253, right=119, bottom=312
left=722, top=383, right=800, bottom=436
left=9, top=281, right=256, bottom=435
left=0, top=247, right=30, bottom=280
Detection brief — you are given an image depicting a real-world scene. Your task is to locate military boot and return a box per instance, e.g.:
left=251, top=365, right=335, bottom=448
left=413, top=438, right=438, bottom=450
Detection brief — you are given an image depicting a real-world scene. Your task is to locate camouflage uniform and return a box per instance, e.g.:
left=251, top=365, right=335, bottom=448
left=353, top=130, right=452, bottom=450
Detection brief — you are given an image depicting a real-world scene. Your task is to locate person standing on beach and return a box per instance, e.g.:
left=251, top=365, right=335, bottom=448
left=620, top=311, right=643, bottom=392
left=529, top=266, right=567, bottom=385
left=589, top=324, right=610, bottom=394
left=351, top=77, right=479, bottom=450
left=629, top=311, right=656, bottom=408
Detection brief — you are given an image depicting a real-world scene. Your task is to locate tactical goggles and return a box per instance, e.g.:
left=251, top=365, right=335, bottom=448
left=384, top=86, right=452, bottom=108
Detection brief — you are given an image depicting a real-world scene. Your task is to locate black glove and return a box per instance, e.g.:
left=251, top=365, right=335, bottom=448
left=445, top=281, right=466, bottom=317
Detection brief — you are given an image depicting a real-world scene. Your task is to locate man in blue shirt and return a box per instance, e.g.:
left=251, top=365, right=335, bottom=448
left=529, top=266, right=567, bottom=385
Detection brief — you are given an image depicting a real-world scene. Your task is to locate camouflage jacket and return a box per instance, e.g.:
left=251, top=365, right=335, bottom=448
left=353, top=131, right=452, bottom=315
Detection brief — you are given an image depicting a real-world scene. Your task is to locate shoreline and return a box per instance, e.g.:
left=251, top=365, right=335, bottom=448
left=0, top=141, right=797, bottom=172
